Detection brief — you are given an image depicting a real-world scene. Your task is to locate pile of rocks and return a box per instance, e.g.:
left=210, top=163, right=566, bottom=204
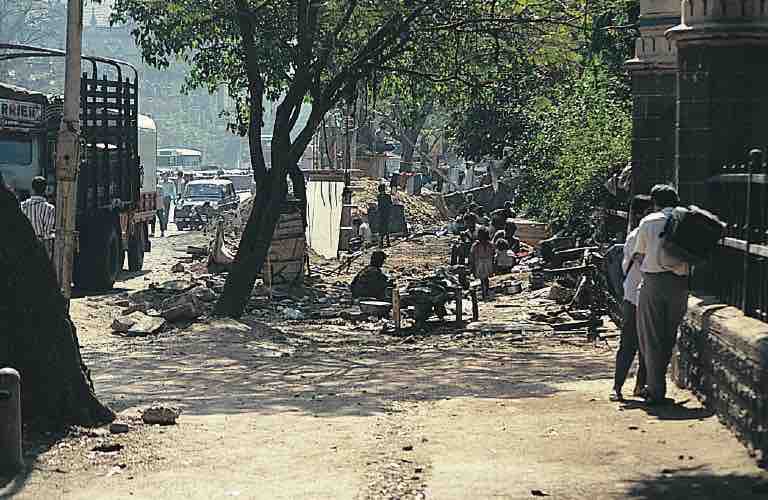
left=110, top=278, right=223, bottom=336
left=354, top=178, right=447, bottom=229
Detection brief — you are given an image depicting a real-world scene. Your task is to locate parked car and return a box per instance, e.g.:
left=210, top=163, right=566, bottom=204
left=175, top=179, right=239, bottom=230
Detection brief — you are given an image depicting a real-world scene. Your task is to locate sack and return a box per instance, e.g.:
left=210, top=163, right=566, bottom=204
left=661, top=205, right=725, bottom=265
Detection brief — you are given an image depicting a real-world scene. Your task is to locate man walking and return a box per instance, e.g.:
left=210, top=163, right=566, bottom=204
left=20, top=176, right=56, bottom=256
left=377, top=184, right=393, bottom=248
left=633, top=185, right=689, bottom=405
left=610, top=194, right=651, bottom=402
left=159, top=174, right=178, bottom=237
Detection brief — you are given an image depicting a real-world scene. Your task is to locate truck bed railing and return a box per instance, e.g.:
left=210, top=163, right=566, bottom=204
left=1, top=43, right=140, bottom=215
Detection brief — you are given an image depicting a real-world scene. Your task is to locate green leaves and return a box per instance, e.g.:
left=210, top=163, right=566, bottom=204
left=512, top=60, right=631, bottom=231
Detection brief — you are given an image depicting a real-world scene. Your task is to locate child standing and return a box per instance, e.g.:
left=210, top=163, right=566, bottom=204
left=470, top=227, right=495, bottom=299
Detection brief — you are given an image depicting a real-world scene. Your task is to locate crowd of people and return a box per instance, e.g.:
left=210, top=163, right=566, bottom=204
left=348, top=185, right=530, bottom=303
left=449, top=197, right=529, bottom=299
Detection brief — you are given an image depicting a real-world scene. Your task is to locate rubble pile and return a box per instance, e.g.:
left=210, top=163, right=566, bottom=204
left=109, top=277, right=223, bottom=335
left=354, top=178, right=447, bottom=229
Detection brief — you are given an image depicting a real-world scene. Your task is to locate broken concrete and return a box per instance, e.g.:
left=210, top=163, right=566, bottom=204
left=142, top=405, right=181, bottom=425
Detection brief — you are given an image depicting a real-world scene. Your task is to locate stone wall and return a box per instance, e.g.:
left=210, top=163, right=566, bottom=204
left=673, top=296, right=768, bottom=461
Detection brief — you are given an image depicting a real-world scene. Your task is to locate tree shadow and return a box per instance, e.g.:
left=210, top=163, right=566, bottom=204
left=625, top=467, right=768, bottom=499
left=115, top=270, right=152, bottom=282
left=81, top=317, right=614, bottom=419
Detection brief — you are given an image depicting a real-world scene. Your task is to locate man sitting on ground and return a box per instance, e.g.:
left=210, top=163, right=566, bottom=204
left=351, top=251, right=391, bottom=300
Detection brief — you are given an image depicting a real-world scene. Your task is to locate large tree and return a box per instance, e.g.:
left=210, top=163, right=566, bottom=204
left=114, top=0, right=577, bottom=317
left=0, top=183, right=113, bottom=427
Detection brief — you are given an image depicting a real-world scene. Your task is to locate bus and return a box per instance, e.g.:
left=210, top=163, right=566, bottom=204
left=157, top=147, right=202, bottom=171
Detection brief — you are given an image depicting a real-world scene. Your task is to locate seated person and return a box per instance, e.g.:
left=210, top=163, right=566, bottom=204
left=491, top=209, right=508, bottom=231
left=492, top=229, right=506, bottom=246
left=351, top=251, right=391, bottom=300
left=502, top=200, right=515, bottom=220
left=505, top=220, right=522, bottom=253
left=350, top=217, right=373, bottom=251
left=494, top=238, right=517, bottom=273
left=476, top=206, right=491, bottom=227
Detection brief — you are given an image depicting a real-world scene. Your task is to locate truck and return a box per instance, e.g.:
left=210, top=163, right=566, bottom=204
left=0, top=44, right=157, bottom=290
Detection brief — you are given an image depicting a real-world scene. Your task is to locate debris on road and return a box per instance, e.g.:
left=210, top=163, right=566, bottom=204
left=142, top=405, right=181, bottom=425
left=91, top=443, right=124, bottom=453
left=111, top=312, right=166, bottom=336
left=109, top=423, right=130, bottom=434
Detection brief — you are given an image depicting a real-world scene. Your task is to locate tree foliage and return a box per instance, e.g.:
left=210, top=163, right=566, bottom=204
left=510, top=61, right=632, bottom=232
left=114, top=0, right=581, bottom=316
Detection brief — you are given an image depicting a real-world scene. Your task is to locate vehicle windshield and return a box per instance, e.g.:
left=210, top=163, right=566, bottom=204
left=185, top=184, right=225, bottom=198
left=0, top=137, right=33, bottom=166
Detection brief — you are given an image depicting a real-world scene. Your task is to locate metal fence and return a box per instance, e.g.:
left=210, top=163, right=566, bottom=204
left=695, top=148, right=768, bottom=322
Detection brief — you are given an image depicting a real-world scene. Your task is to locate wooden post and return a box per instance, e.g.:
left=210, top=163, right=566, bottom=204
left=392, top=286, right=401, bottom=332
left=0, top=368, right=23, bottom=474
left=455, top=285, right=463, bottom=323
left=52, top=0, right=84, bottom=307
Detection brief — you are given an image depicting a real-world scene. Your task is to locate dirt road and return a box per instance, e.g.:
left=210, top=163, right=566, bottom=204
left=3, top=228, right=768, bottom=500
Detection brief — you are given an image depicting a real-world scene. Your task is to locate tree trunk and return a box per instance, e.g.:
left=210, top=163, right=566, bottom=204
left=214, top=167, right=287, bottom=317
left=0, top=184, right=114, bottom=428
left=400, top=128, right=419, bottom=165
left=397, top=101, right=433, bottom=167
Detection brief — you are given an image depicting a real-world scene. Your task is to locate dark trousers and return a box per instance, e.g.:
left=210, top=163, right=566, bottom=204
left=378, top=218, right=390, bottom=248
left=614, top=300, right=646, bottom=393
left=159, top=197, right=171, bottom=232
left=637, top=272, right=688, bottom=400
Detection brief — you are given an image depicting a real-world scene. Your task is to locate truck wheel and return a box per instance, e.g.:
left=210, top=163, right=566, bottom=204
left=127, top=223, right=146, bottom=271
left=75, top=219, right=122, bottom=291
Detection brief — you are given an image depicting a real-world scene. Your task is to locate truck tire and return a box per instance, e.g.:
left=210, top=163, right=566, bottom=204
left=127, top=223, right=146, bottom=271
left=74, top=218, right=122, bottom=291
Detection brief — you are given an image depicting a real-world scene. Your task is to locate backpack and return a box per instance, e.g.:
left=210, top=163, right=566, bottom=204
left=660, top=205, right=726, bottom=266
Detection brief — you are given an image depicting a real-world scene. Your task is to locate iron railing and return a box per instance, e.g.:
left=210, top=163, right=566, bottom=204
left=696, top=148, right=768, bottom=322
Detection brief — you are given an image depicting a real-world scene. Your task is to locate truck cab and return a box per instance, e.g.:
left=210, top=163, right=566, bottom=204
left=0, top=85, right=50, bottom=199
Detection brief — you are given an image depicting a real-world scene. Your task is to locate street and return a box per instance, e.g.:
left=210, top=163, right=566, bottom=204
left=4, top=227, right=767, bottom=500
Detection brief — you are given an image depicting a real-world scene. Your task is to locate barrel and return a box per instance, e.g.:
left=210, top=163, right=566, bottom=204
left=267, top=210, right=306, bottom=285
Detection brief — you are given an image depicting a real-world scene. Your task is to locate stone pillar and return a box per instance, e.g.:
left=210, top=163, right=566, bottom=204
left=626, top=0, right=681, bottom=195
left=667, top=0, right=768, bottom=204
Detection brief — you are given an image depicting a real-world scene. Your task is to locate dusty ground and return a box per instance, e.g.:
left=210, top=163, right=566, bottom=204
left=3, top=222, right=768, bottom=500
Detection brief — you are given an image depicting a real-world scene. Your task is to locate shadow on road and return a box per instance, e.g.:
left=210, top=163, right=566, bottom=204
left=83, top=317, right=613, bottom=419
left=0, top=429, right=67, bottom=497
left=619, top=398, right=716, bottom=421
left=626, top=467, right=768, bottom=499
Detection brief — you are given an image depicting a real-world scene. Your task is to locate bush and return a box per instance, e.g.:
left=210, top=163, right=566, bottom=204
left=512, top=62, right=631, bottom=235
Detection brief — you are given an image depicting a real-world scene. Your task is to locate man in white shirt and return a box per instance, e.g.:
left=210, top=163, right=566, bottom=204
left=610, top=194, right=651, bottom=402
left=632, top=185, right=689, bottom=405
left=20, top=176, right=55, bottom=255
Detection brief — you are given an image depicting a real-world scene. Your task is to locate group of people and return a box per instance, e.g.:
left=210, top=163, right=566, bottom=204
left=612, top=184, right=689, bottom=406
left=451, top=198, right=526, bottom=299
left=153, top=171, right=186, bottom=237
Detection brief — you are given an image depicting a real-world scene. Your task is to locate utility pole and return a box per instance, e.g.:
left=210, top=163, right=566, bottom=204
left=53, top=0, right=83, bottom=307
